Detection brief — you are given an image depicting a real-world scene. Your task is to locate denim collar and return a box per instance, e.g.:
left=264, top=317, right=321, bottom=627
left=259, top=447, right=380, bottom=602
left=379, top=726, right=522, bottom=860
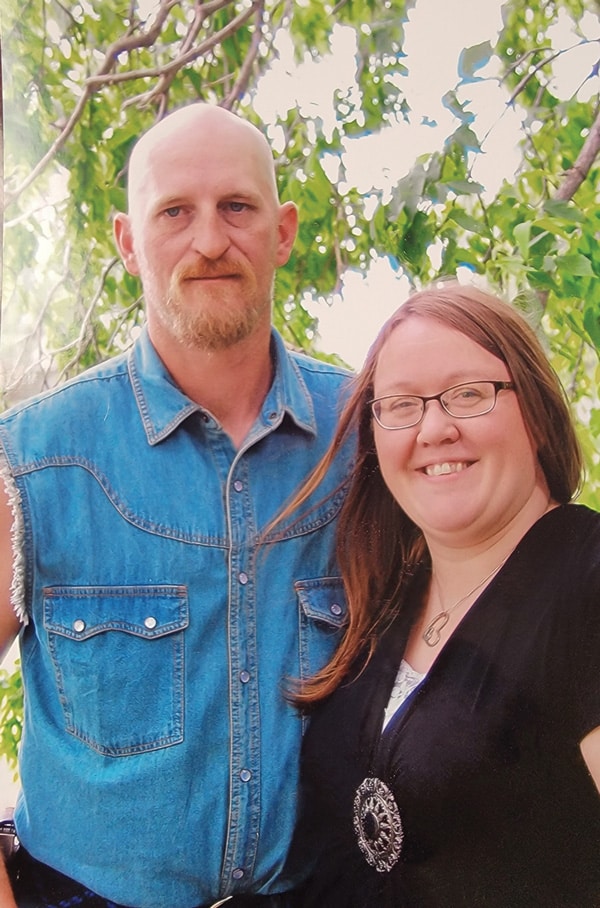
left=128, top=327, right=317, bottom=446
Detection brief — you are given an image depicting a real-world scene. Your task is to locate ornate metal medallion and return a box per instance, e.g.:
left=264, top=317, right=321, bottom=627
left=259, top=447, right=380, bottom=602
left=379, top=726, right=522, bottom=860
left=353, top=776, right=404, bottom=872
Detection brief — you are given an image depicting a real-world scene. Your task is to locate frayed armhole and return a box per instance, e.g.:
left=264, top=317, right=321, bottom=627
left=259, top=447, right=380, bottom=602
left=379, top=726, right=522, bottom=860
left=0, top=457, right=28, bottom=625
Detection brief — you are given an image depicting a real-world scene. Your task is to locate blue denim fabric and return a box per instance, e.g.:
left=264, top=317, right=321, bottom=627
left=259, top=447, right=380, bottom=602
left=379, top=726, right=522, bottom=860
left=0, top=328, right=353, bottom=908
left=10, top=844, right=295, bottom=907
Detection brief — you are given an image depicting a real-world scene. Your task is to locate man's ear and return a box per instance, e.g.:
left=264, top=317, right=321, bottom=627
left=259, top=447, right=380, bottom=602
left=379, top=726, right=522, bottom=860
left=275, top=201, right=299, bottom=267
left=113, top=213, right=140, bottom=276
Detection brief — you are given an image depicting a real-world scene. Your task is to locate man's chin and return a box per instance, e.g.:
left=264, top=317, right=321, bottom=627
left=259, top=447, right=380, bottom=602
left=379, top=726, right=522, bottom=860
left=162, top=287, right=267, bottom=351
left=173, top=314, right=262, bottom=352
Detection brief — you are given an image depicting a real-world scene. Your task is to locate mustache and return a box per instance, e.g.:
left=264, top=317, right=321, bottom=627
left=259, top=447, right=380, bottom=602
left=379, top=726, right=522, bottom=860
left=174, top=258, right=247, bottom=281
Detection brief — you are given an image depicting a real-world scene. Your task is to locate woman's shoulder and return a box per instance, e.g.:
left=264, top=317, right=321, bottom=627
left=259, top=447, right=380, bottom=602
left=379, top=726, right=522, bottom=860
left=523, top=503, right=600, bottom=564
left=520, top=504, right=600, bottom=632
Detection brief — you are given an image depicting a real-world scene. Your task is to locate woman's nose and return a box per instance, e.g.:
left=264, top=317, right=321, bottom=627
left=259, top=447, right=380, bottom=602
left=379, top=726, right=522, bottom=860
left=416, top=398, right=460, bottom=444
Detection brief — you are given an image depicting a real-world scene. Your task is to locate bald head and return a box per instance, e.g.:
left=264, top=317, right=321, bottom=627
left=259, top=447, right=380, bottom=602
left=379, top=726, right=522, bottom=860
left=127, top=104, right=279, bottom=217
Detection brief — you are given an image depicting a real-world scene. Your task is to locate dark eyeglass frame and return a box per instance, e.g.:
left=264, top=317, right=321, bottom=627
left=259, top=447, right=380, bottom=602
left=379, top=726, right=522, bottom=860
left=370, top=380, right=515, bottom=430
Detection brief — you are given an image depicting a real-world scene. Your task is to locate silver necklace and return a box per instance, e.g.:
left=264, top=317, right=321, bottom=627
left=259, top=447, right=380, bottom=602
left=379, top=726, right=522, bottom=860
left=422, top=558, right=507, bottom=647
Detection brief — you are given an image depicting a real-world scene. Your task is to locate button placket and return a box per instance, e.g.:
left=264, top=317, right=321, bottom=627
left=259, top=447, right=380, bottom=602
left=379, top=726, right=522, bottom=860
left=222, top=459, right=261, bottom=889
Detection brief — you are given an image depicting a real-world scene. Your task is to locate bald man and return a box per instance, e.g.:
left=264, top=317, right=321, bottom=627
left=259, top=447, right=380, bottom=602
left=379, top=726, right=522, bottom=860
left=0, top=105, right=352, bottom=908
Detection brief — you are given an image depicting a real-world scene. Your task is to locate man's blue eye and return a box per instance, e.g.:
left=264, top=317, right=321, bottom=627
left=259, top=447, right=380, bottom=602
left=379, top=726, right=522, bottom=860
left=228, top=202, right=247, bottom=213
left=165, top=206, right=181, bottom=218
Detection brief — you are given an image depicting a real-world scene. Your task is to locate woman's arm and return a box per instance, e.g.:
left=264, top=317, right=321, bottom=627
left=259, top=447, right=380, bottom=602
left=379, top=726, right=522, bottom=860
left=581, top=726, right=600, bottom=794
left=0, top=859, right=18, bottom=908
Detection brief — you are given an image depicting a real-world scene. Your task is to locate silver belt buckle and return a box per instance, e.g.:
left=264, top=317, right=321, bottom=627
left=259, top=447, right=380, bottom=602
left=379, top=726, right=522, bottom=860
left=209, top=899, right=233, bottom=908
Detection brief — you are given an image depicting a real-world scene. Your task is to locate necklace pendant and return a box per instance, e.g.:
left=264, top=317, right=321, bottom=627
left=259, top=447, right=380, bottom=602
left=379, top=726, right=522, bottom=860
left=423, top=611, right=449, bottom=647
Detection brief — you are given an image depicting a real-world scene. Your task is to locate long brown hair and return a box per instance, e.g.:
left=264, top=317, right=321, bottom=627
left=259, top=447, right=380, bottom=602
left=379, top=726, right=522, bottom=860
left=288, top=282, right=583, bottom=705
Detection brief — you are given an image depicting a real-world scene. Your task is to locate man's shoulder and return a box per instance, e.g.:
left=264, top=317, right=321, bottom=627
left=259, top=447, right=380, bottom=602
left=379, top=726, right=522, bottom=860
left=0, top=351, right=131, bottom=427
left=286, top=346, right=353, bottom=384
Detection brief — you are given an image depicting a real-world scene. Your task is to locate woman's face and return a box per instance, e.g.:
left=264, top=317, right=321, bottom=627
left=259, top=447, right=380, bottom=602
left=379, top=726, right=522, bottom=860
left=372, top=316, right=550, bottom=551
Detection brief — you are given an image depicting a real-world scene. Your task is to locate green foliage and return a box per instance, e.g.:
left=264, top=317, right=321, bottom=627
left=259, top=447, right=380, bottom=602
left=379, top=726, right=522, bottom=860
left=0, top=664, right=23, bottom=775
left=2, top=0, right=600, bottom=773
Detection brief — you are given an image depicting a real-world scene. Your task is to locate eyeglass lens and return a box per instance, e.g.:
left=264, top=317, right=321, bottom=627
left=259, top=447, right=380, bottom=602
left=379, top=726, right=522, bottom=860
left=372, top=381, right=502, bottom=429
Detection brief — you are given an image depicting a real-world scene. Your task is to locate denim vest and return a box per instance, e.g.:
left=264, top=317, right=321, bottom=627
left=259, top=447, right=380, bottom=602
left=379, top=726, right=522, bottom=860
left=0, top=328, right=353, bottom=908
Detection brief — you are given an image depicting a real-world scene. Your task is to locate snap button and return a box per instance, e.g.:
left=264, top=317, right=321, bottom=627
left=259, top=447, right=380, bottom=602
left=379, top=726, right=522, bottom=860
left=232, top=868, right=245, bottom=880
left=330, top=602, right=343, bottom=616
left=233, top=480, right=243, bottom=492
left=239, top=670, right=251, bottom=684
left=240, top=769, right=252, bottom=782
left=73, top=619, right=85, bottom=633
left=144, top=616, right=158, bottom=629
left=238, top=572, right=248, bottom=585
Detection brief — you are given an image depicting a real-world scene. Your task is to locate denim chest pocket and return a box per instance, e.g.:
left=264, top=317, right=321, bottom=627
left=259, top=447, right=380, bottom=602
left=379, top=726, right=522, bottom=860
left=295, top=577, right=347, bottom=682
left=43, top=585, right=189, bottom=757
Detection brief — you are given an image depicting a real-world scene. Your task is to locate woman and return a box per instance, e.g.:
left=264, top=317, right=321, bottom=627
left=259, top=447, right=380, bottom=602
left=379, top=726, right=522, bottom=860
left=286, top=283, right=600, bottom=907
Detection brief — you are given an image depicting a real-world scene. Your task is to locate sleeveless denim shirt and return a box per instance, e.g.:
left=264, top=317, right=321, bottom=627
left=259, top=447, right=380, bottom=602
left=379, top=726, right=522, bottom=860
left=0, top=328, right=352, bottom=908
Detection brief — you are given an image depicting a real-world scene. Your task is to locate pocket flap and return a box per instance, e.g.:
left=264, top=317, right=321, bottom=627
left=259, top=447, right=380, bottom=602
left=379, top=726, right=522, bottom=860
left=295, top=577, right=347, bottom=628
left=43, top=585, right=189, bottom=640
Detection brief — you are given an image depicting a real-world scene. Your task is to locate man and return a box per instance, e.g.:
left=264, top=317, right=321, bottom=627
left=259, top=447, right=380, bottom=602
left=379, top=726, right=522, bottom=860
left=0, top=104, right=352, bottom=908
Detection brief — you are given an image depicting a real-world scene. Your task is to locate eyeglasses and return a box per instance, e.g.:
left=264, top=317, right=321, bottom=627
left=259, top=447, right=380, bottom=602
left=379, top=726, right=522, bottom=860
left=370, top=380, right=515, bottom=430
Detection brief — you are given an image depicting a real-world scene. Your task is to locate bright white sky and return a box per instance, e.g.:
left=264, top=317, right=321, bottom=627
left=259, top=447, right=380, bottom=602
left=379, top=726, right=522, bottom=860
left=252, top=0, right=599, bottom=368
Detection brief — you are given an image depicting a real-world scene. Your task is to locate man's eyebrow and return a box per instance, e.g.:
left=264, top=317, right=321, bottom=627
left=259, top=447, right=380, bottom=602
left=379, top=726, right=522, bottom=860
left=148, top=194, right=189, bottom=212
left=220, top=188, right=263, bottom=203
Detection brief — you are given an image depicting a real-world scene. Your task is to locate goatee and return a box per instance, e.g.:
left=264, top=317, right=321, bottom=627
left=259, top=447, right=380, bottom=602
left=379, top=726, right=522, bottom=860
left=163, top=258, right=267, bottom=352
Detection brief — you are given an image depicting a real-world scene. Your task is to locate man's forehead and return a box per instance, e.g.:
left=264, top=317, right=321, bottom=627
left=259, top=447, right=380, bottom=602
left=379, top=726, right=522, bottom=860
left=132, top=149, right=274, bottom=207
left=128, top=108, right=278, bottom=205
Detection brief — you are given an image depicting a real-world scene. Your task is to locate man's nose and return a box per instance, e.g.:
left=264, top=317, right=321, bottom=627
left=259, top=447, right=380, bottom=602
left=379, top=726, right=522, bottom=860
left=189, top=211, right=230, bottom=260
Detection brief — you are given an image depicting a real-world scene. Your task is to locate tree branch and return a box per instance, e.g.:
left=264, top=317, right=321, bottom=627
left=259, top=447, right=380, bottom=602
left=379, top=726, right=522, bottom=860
left=221, top=1, right=266, bottom=109
left=537, top=105, right=600, bottom=309
left=122, top=0, right=210, bottom=114
left=505, top=39, right=599, bottom=106
left=553, top=107, right=600, bottom=201
left=92, top=1, right=259, bottom=93
left=4, top=1, right=179, bottom=207
left=55, top=256, right=121, bottom=384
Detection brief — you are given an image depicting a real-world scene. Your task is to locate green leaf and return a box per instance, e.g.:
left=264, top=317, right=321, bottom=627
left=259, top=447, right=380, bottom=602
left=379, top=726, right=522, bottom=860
left=513, top=221, right=532, bottom=260
left=448, top=209, right=483, bottom=232
left=543, top=199, right=587, bottom=224
left=458, top=40, right=493, bottom=83
left=583, top=306, right=600, bottom=350
left=445, top=178, right=484, bottom=195
left=556, top=254, right=595, bottom=277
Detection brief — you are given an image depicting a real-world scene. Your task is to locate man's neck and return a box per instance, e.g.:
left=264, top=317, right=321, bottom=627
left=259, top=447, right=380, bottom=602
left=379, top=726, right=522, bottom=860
left=150, top=327, right=274, bottom=449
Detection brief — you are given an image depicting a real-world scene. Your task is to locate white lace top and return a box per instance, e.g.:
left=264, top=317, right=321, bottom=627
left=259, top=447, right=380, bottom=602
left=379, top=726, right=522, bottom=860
left=382, top=659, right=426, bottom=730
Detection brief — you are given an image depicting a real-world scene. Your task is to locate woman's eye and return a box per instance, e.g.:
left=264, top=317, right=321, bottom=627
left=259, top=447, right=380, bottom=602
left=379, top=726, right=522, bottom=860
left=391, top=398, right=418, bottom=411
